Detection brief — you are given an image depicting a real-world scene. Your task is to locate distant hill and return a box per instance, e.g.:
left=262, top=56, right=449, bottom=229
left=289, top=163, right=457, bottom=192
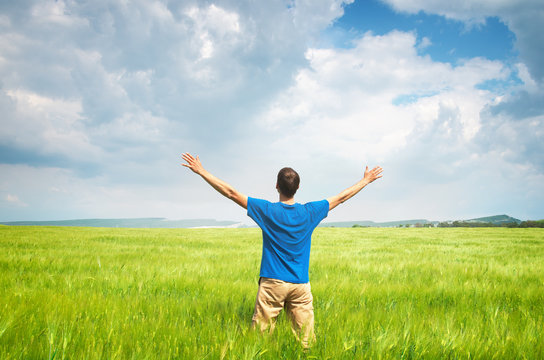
left=0, top=218, right=243, bottom=228
left=465, top=214, right=521, bottom=225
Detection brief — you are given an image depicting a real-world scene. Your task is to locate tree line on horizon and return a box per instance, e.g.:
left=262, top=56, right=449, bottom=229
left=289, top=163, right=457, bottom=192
left=351, top=219, right=544, bottom=228
left=437, top=220, right=544, bottom=228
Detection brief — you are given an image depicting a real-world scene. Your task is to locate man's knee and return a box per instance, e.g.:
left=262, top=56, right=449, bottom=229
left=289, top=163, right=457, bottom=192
left=252, top=313, right=278, bottom=333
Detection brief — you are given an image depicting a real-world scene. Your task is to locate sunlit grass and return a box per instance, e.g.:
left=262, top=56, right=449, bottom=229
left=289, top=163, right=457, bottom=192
left=0, top=226, right=542, bottom=359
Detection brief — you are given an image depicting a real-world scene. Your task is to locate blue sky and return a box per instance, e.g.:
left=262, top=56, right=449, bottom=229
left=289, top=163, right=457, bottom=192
left=0, top=0, right=543, bottom=223
left=331, top=1, right=517, bottom=62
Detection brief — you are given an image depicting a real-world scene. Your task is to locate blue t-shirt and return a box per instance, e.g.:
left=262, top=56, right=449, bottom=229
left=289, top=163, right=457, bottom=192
left=247, top=197, right=329, bottom=283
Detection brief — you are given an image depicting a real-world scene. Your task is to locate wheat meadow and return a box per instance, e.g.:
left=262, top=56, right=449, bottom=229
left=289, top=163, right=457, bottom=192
left=0, top=226, right=542, bottom=359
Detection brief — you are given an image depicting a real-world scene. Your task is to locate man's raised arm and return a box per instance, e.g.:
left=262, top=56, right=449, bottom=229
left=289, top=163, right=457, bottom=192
left=327, top=165, right=383, bottom=211
left=181, top=153, right=248, bottom=209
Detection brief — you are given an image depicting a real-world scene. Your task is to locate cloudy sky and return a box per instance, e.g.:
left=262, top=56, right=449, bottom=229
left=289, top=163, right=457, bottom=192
left=1, top=0, right=543, bottom=223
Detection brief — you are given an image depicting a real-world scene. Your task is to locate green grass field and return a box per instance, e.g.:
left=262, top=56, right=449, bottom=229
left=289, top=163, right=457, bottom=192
left=0, top=226, right=543, bottom=359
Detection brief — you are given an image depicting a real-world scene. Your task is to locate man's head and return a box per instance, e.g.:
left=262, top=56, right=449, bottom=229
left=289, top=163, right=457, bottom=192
left=276, top=167, right=300, bottom=198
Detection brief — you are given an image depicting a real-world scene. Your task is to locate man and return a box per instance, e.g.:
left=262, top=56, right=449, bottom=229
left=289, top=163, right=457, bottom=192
left=181, top=153, right=383, bottom=348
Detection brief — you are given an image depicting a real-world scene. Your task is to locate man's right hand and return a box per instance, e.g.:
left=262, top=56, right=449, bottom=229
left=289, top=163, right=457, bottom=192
left=181, top=153, right=204, bottom=175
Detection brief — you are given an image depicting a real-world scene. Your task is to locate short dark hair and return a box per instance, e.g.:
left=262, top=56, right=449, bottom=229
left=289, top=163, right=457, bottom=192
left=277, top=167, right=300, bottom=198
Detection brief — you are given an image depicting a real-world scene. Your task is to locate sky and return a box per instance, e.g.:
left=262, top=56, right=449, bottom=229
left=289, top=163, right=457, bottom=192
left=0, top=0, right=543, bottom=224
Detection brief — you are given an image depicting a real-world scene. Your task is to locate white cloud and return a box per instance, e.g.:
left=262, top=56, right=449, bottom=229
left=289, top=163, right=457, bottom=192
left=31, top=0, right=88, bottom=27
left=381, top=0, right=544, bottom=82
left=5, top=194, right=27, bottom=207
left=290, top=0, right=354, bottom=38
left=258, top=31, right=507, bottom=161
left=1, top=88, right=102, bottom=161
left=417, top=36, right=431, bottom=50
left=515, top=63, right=538, bottom=92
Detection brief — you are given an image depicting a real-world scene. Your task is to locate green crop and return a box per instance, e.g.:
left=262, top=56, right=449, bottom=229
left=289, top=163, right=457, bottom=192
left=0, top=226, right=542, bottom=359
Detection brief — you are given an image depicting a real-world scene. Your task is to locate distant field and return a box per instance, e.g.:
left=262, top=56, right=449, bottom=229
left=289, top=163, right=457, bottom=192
left=0, top=226, right=543, bottom=359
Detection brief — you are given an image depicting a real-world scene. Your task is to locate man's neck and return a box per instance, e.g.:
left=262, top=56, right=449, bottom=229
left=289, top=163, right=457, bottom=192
left=279, top=194, right=295, bottom=205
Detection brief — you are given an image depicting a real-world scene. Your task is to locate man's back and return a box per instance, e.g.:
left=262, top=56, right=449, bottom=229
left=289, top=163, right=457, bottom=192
left=247, top=197, right=329, bottom=283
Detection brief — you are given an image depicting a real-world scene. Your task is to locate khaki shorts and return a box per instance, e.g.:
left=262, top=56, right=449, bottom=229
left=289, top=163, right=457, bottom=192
left=252, top=277, right=315, bottom=348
